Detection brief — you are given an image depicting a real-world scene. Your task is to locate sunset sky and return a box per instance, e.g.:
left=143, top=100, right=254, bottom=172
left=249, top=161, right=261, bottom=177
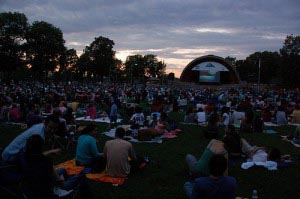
left=1, top=0, right=299, bottom=77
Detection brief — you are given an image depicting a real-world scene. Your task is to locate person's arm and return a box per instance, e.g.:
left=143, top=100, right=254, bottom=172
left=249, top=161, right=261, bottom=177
left=90, top=138, right=101, bottom=157
left=103, top=143, right=107, bottom=158
left=43, top=148, right=61, bottom=156
left=128, top=144, right=137, bottom=160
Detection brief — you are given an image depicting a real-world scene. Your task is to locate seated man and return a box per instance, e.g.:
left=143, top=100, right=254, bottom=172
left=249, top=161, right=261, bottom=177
left=184, top=155, right=237, bottom=199
left=1, top=123, right=46, bottom=163
left=46, top=108, right=68, bottom=138
left=185, top=139, right=227, bottom=178
left=103, top=127, right=136, bottom=177
left=130, top=106, right=145, bottom=128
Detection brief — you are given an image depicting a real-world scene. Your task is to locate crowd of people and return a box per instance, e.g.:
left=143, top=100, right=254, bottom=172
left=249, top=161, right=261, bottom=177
left=1, top=80, right=300, bottom=198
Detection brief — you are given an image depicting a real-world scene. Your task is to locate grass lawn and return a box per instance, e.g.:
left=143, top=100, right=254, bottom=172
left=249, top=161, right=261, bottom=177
left=1, top=112, right=300, bottom=199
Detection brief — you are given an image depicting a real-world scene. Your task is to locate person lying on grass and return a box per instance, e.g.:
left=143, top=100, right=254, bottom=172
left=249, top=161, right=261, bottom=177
left=223, top=125, right=291, bottom=165
left=184, top=155, right=237, bottom=199
left=185, top=139, right=228, bottom=178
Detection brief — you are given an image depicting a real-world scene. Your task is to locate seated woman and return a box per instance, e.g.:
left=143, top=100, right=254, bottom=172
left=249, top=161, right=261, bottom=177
left=185, top=139, right=227, bottom=178
left=63, top=107, right=76, bottom=125
left=85, top=103, right=97, bottom=120
left=290, top=105, right=300, bottom=124
left=154, top=112, right=169, bottom=134
left=220, top=106, right=230, bottom=126
left=184, top=107, right=197, bottom=123
left=272, top=106, right=288, bottom=125
left=262, top=106, right=272, bottom=122
left=46, top=108, right=68, bottom=138
left=223, top=125, right=243, bottom=158
left=24, top=135, right=91, bottom=198
left=130, top=106, right=145, bottom=129
left=196, top=108, right=206, bottom=124
left=75, top=124, right=106, bottom=173
left=8, top=104, right=21, bottom=122
left=148, top=113, right=158, bottom=128
left=205, top=109, right=220, bottom=139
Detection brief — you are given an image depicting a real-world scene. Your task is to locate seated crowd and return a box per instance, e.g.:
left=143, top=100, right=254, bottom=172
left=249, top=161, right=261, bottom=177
left=1, top=81, right=300, bottom=198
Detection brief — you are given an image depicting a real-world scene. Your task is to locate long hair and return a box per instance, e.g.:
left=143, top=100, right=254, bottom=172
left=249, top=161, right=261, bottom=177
left=25, top=134, right=44, bottom=155
left=81, top=124, right=97, bottom=135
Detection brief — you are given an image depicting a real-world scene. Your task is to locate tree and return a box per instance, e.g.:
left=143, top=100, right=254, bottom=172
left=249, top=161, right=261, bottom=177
left=236, top=51, right=280, bottom=84
left=224, top=56, right=236, bottom=67
left=76, top=47, right=91, bottom=78
left=64, top=48, right=78, bottom=72
left=279, top=34, right=300, bottom=87
left=125, top=54, right=145, bottom=84
left=88, top=36, right=115, bottom=80
left=144, top=54, right=166, bottom=78
left=168, top=72, right=175, bottom=81
left=0, top=12, right=29, bottom=80
left=26, top=21, right=65, bottom=80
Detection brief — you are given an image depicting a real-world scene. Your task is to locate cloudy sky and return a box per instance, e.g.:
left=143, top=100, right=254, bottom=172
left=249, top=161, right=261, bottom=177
left=1, top=0, right=300, bottom=77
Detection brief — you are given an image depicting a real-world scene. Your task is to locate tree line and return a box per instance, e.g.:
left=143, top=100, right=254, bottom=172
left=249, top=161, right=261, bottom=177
left=226, top=34, right=300, bottom=87
left=0, top=12, right=169, bottom=83
left=1, top=12, right=299, bottom=87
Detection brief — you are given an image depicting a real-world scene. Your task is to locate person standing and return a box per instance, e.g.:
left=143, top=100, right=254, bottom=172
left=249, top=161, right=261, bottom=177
left=109, top=100, right=118, bottom=129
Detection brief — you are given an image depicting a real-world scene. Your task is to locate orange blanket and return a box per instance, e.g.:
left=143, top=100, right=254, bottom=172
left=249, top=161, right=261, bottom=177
left=55, top=159, right=126, bottom=185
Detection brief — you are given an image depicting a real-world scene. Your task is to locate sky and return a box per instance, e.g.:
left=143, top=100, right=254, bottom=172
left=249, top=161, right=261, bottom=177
left=1, top=0, right=300, bottom=77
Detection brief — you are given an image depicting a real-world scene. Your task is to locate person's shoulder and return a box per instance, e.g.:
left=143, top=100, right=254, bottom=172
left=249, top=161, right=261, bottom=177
left=223, top=176, right=237, bottom=185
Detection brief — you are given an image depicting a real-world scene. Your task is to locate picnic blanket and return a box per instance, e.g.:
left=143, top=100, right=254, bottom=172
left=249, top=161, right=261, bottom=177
left=264, top=122, right=300, bottom=127
left=281, top=136, right=300, bottom=147
left=76, top=116, right=122, bottom=124
left=264, top=129, right=278, bottom=134
left=103, top=128, right=163, bottom=143
left=55, top=159, right=126, bottom=185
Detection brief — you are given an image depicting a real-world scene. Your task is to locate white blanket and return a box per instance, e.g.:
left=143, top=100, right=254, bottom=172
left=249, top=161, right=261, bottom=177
left=102, top=128, right=163, bottom=144
left=264, top=122, right=300, bottom=126
left=76, top=116, right=122, bottom=123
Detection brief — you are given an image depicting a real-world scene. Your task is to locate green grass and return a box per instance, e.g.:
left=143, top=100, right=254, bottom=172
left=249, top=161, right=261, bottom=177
left=1, top=114, right=300, bottom=199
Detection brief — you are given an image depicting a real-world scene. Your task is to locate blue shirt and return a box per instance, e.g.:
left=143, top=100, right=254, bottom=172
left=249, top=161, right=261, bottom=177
left=76, top=134, right=101, bottom=165
left=2, top=123, right=45, bottom=162
left=192, top=176, right=237, bottom=199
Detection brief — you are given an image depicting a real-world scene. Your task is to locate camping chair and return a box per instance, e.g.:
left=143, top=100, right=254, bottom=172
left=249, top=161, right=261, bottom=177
left=0, top=161, right=22, bottom=198
left=55, top=168, right=92, bottom=199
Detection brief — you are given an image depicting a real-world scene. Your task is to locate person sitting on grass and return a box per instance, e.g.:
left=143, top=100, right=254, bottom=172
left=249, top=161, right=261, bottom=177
left=130, top=106, right=145, bottom=129
left=222, top=125, right=243, bottom=158
left=185, top=139, right=227, bottom=178
left=75, top=124, right=106, bottom=173
left=85, top=102, right=97, bottom=120
left=184, top=155, right=237, bottom=199
left=103, top=127, right=137, bottom=177
left=205, top=108, right=220, bottom=139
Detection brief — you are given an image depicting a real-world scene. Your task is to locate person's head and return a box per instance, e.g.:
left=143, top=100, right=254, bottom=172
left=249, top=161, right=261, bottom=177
left=115, top=127, right=125, bottom=139
left=225, top=125, right=236, bottom=135
left=66, top=107, right=73, bottom=115
left=152, top=113, right=157, bottom=120
left=53, top=107, right=62, bottom=117
left=25, top=134, right=44, bottom=155
left=268, top=148, right=281, bottom=161
left=197, top=108, right=203, bottom=112
left=209, top=155, right=227, bottom=177
left=81, top=124, right=98, bottom=135
left=135, top=106, right=142, bottom=113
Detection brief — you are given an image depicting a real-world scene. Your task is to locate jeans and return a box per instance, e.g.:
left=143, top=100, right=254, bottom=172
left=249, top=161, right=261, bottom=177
left=183, top=181, right=194, bottom=199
